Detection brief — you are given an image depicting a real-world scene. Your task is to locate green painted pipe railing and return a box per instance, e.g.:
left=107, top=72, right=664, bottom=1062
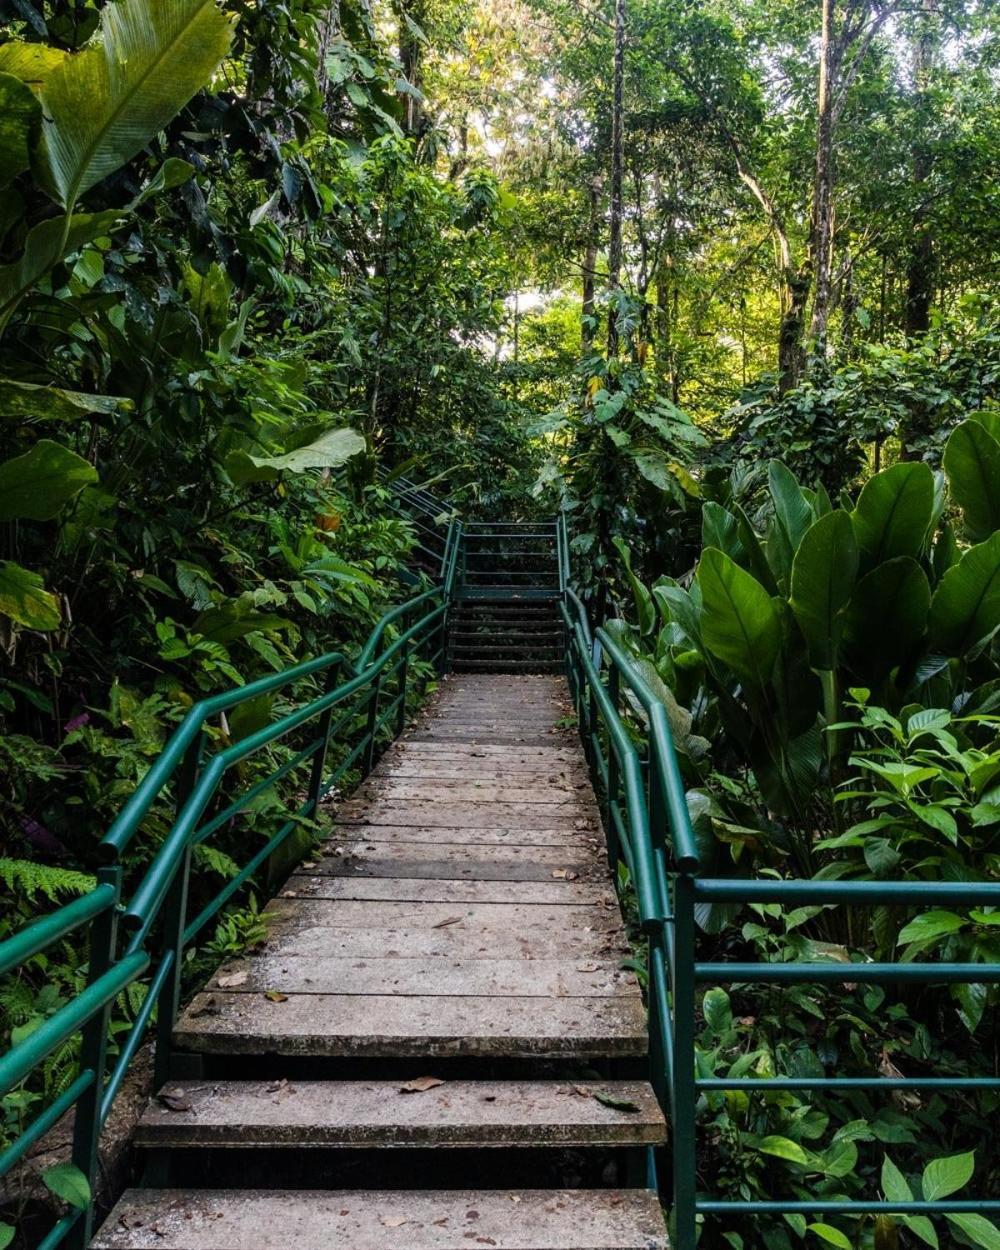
left=0, top=522, right=461, bottom=1250
left=557, top=522, right=1000, bottom=1246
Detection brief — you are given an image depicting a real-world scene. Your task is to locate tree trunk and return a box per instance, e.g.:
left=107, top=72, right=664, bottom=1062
left=315, top=1, right=342, bottom=113
left=905, top=0, right=938, bottom=338
left=581, top=173, right=604, bottom=349
left=395, top=0, right=425, bottom=137
left=606, top=0, right=625, bottom=357
left=808, top=0, right=836, bottom=353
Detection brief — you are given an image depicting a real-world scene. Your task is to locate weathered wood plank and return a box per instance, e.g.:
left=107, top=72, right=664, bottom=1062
left=284, top=875, right=612, bottom=905
left=94, top=1189, right=669, bottom=1249
left=314, top=843, right=602, bottom=881
left=205, top=955, right=638, bottom=998
left=135, top=1081, right=664, bottom=1149
left=328, top=825, right=593, bottom=847
left=335, top=800, right=598, bottom=830
left=174, top=992, right=647, bottom=1057
left=262, top=898, right=619, bottom=935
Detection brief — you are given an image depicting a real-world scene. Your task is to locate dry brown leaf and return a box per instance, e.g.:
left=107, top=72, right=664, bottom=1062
left=381, top=1216, right=409, bottom=1228
left=216, top=971, right=248, bottom=989
left=264, top=990, right=288, bottom=1003
left=432, top=915, right=463, bottom=929
left=399, top=1076, right=445, bottom=1093
left=158, top=1089, right=193, bottom=1113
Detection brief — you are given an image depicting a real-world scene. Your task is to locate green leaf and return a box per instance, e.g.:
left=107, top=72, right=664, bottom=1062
left=881, top=1155, right=913, bottom=1203
left=592, top=1089, right=640, bottom=1112
left=757, top=1135, right=810, bottom=1165
left=0, top=380, right=130, bottom=422
left=0, top=560, right=61, bottom=629
left=42, top=1161, right=90, bottom=1209
left=790, top=510, right=858, bottom=669
left=697, top=548, right=780, bottom=687
left=0, top=1223, right=13, bottom=1250
left=896, top=909, right=966, bottom=945
left=702, top=987, right=732, bottom=1036
left=921, top=1151, right=974, bottom=1201
left=34, top=0, right=235, bottom=209
left=226, top=427, right=366, bottom=484
left=808, top=1224, right=852, bottom=1250
left=0, top=71, right=41, bottom=187
left=612, top=537, right=655, bottom=635
left=943, top=419, right=1000, bottom=542
left=853, top=462, right=935, bottom=568
left=0, top=209, right=122, bottom=328
left=928, top=532, right=1000, bottom=655
left=0, top=439, right=98, bottom=520
left=945, top=1214, right=1000, bottom=1250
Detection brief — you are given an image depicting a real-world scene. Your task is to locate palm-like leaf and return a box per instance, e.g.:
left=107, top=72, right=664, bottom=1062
left=35, top=0, right=235, bottom=209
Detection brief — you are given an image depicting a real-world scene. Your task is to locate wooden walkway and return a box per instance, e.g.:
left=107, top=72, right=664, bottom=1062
left=95, top=676, right=668, bottom=1249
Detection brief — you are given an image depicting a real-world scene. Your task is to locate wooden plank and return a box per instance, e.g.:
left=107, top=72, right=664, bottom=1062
left=252, top=917, right=627, bottom=962
left=312, top=842, right=603, bottom=881
left=284, top=875, right=612, bottom=905
left=335, top=800, right=597, bottom=830
left=357, top=781, right=585, bottom=804
left=94, top=1189, right=669, bottom=1249
left=173, top=992, right=648, bottom=1057
left=204, top=955, right=638, bottom=998
left=327, top=826, right=594, bottom=848
left=262, top=898, right=619, bottom=934
left=394, top=743, right=582, bottom=760
left=135, top=1080, right=665, bottom=1150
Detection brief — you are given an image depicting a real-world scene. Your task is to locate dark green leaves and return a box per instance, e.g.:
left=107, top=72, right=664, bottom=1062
left=852, top=462, right=934, bottom=568
left=844, top=558, right=931, bottom=681
left=0, top=72, right=41, bottom=187
left=697, top=548, right=780, bottom=687
left=790, top=510, right=858, bottom=670
left=943, top=419, right=1000, bottom=542
left=929, top=532, right=1000, bottom=655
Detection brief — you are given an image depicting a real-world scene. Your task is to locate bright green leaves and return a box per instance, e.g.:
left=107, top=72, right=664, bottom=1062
left=0, top=561, right=61, bottom=630
left=0, top=72, right=41, bottom=187
left=0, top=438, right=97, bottom=520
left=697, top=548, right=780, bottom=687
left=928, top=532, right=1000, bottom=655
left=878, top=1151, right=1000, bottom=1250
left=853, top=461, right=934, bottom=568
left=0, top=380, right=130, bottom=422
left=226, top=427, right=366, bottom=485
left=41, top=1161, right=91, bottom=1209
left=31, top=0, right=235, bottom=210
left=790, top=510, right=858, bottom=670
left=943, top=419, right=1000, bottom=542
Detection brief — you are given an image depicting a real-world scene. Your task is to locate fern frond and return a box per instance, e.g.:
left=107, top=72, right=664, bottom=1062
left=0, top=858, right=96, bottom=903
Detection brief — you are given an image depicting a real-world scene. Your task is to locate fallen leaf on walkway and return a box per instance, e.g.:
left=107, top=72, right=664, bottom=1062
left=432, top=915, right=463, bottom=928
left=158, top=1089, right=193, bottom=1112
left=593, top=1090, right=640, bottom=1112
left=381, top=1216, right=409, bottom=1228
left=264, top=990, right=288, bottom=1003
left=399, top=1076, right=445, bottom=1093
left=217, top=971, right=247, bottom=988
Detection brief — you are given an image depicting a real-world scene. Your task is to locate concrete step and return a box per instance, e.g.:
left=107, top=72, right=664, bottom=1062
left=135, top=1080, right=666, bottom=1151
left=93, top=1188, right=669, bottom=1248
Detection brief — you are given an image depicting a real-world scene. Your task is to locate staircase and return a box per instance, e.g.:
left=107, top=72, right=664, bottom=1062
left=93, top=677, right=668, bottom=1249
left=449, top=522, right=563, bottom=674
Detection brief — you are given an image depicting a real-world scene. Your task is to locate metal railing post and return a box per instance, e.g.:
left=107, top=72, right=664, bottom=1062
left=605, top=665, right=621, bottom=867
left=363, top=673, right=382, bottom=777
left=397, top=639, right=410, bottom=736
left=152, top=732, right=202, bottom=1090
left=307, top=659, right=344, bottom=815
left=65, top=866, right=122, bottom=1250
left=672, top=871, right=698, bottom=1249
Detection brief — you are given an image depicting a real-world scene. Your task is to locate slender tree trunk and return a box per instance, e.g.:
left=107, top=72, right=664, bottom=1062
left=395, top=0, right=425, bottom=136
left=606, top=0, right=626, bottom=357
left=809, top=0, right=836, bottom=352
left=315, top=1, right=342, bottom=113
left=905, top=0, right=938, bottom=338
left=582, top=174, right=604, bottom=349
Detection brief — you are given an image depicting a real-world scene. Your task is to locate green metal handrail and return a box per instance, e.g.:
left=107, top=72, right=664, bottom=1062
left=0, top=522, right=461, bottom=1250
left=559, top=556, right=1000, bottom=1246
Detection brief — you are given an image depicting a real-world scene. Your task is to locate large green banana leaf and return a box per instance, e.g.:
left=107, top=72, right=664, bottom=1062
left=34, top=0, right=235, bottom=209
left=852, top=461, right=934, bottom=569
left=929, top=531, right=1000, bottom=656
left=697, top=547, right=781, bottom=688
left=943, top=419, right=1000, bottom=543
left=790, top=510, right=858, bottom=671
left=0, top=72, right=41, bottom=187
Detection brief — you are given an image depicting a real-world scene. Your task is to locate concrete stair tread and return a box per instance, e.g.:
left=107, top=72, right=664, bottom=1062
left=92, top=1189, right=669, bottom=1249
left=135, top=1079, right=666, bottom=1149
